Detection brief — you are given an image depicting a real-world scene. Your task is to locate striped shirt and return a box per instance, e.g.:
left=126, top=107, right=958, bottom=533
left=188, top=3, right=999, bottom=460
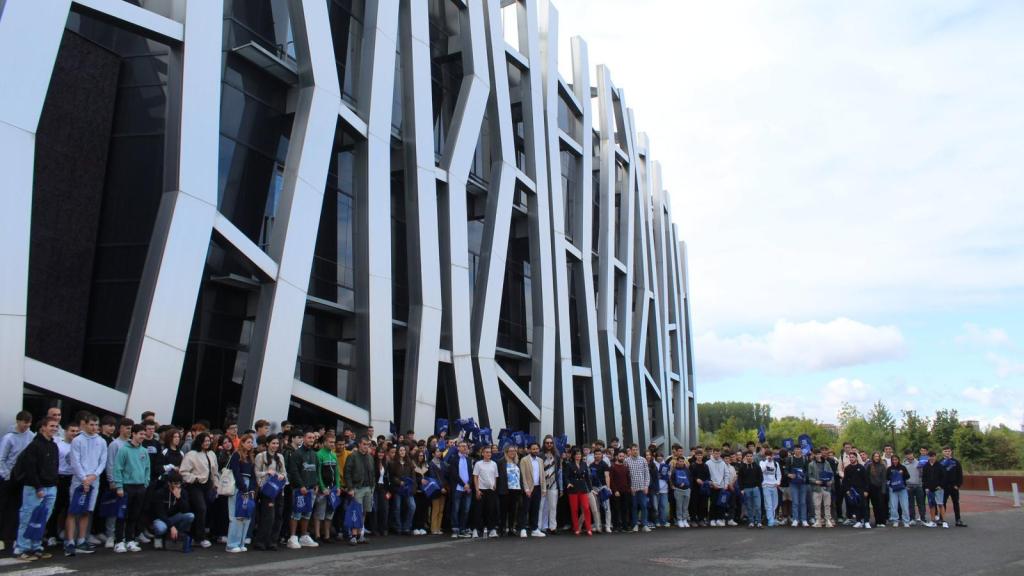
left=625, top=456, right=650, bottom=492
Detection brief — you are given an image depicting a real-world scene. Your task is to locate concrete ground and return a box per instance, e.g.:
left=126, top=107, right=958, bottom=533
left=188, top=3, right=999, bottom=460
left=0, top=505, right=1021, bottom=576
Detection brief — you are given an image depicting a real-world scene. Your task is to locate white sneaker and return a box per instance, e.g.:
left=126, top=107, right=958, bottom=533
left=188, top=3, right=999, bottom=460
left=488, top=529, right=498, bottom=538
left=683, top=521, right=690, bottom=528
left=642, top=526, right=652, bottom=532
left=226, top=546, right=242, bottom=553
left=676, top=520, right=684, bottom=528
left=727, top=520, right=738, bottom=527
left=113, top=542, right=127, bottom=553
left=45, top=537, right=58, bottom=548
left=199, top=539, right=212, bottom=548
left=924, top=521, right=936, bottom=528
left=136, top=533, right=150, bottom=544
left=299, top=535, right=319, bottom=547
left=153, top=538, right=164, bottom=550
left=904, top=523, right=912, bottom=528
left=864, top=523, right=872, bottom=530
left=853, top=522, right=863, bottom=529
left=519, top=529, right=527, bottom=538
left=286, top=535, right=301, bottom=549
left=801, top=521, right=810, bottom=527
left=105, top=538, right=115, bottom=549
left=530, top=530, right=546, bottom=538
left=791, top=519, right=800, bottom=527
left=88, top=534, right=104, bottom=546
left=127, top=541, right=142, bottom=552
left=941, top=522, right=949, bottom=529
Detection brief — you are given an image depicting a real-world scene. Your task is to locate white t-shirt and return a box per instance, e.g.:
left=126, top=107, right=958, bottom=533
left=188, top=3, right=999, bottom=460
left=473, top=459, right=499, bottom=490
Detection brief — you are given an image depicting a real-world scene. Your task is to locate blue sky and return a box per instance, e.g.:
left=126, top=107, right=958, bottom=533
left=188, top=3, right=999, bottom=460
left=553, top=0, right=1024, bottom=427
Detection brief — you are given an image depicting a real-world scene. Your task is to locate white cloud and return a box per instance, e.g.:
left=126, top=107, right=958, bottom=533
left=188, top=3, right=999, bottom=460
left=962, top=385, right=996, bottom=406
left=986, top=353, right=1024, bottom=378
left=905, top=385, right=921, bottom=396
left=696, top=317, right=905, bottom=380
left=956, top=323, right=1011, bottom=347
left=762, top=377, right=875, bottom=423
left=553, top=0, right=1024, bottom=333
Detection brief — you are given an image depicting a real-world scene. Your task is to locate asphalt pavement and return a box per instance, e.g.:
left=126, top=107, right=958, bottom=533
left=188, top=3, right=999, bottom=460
left=0, top=506, right=1021, bottom=576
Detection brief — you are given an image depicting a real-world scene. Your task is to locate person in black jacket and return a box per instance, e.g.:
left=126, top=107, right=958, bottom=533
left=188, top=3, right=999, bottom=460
left=737, top=451, right=764, bottom=528
left=562, top=449, right=592, bottom=535
left=150, top=471, right=193, bottom=546
left=940, top=446, right=966, bottom=527
left=12, top=417, right=60, bottom=559
left=921, top=451, right=947, bottom=528
left=842, top=452, right=870, bottom=528
left=688, top=453, right=711, bottom=526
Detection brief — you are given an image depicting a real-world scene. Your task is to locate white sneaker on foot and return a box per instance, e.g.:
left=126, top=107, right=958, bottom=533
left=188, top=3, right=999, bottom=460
left=299, top=535, right=319, bottom=547
left=727, top=520, right=738, bottom=527
left=199, top=539, right=212, bottom=548
left=126, top=541, right=142, bottom=552
left=286, top=535, right=301, bottom=549
left=113, top=542, right=126, bottom=553
left=226, top=547, right=242, bottom=553
left=864, top=523, right=872, bottom=530
left=941, top=522, right=949, bottom=529
left=519, top=529, right=527, bottom=538
left=530, top=530, right=546, bottom=538
left=676, top=520, right=684, bottom=528
left=853, top=522, right=863, bottom=528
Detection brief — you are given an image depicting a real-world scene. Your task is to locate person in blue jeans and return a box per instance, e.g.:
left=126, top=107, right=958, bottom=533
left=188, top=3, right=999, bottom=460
left=446, top=441, right=474, bottom=537
left=652, top=454, right=670, bottom=527
left=150, top=471, right=194, bottom=545
left=624, top=445, right=650, bottom=532
left=785, top=446, right=810, bottom=526
left=226, top=435, right=255, bottom=553
left=13, top=417, right=60, bottom=560
left=738, top=451, right=764, bottom=527
left=387, top=444, right=416, bottom=535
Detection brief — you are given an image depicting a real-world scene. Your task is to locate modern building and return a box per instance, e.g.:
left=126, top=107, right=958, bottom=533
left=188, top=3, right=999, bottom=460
left=0, top=0, right=696, bottom=448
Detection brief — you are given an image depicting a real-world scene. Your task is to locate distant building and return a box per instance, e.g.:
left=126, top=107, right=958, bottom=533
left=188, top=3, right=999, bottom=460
left=821, top=423, right=840, bottom=435
left=962, top=420, right=981, bottom=430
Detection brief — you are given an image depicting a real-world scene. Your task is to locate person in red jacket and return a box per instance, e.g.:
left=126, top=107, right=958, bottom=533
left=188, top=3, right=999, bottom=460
left=608, top=451, right=631, bottom=532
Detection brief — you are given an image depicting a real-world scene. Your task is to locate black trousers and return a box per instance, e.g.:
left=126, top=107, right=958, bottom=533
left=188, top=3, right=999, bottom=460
left=868, top=485, right=885, bottom=525
left=690, top=489, right=709, bottom=522
left=943, top=487, right=962, bottom=521
left=254, top=493, right=284, bottom=547
left=48, top=475, right=72, bottom=537
left=611, top=493, right=631, bottom=530
left=479, top=490, right=498, bottom=531
left=116, top=484, right=146, bottom=543
left=0, top=477, right=22, bottom=543
left=185, top=483, right=209, bottom=540
left=500, top=490, right=522, bottom=532
left=522, top=489, right=542, bottom=531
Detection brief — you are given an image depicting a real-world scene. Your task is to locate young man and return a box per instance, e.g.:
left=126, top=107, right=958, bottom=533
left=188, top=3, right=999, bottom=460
left=903, top=449, right=926, bottom=525
left=66, top=413, right=107, bottom=556
left=588, top=447, right=612, bottom=533
left=624, top=444, right=651, bottom=532
left=608, top=449, right=631, bottom=531
left=447, top=440, right=475, bottom=538
left=12, top=417, right=60, bottom=560
left=150, top=471, right=193, bottom=546
left=517, top=442, right=545, bottom=538
left=706, top=448, right=728, bottom=527
left=785, top=446, right=810, bottom=527
left=922, top=451, right=948, bottom=528
left=760, top=448, right=781, bottom=527
left=940, top=446, right=966, bottom=527
left=737, top=451, right=763, bottom=528
left=0, top=411, right=34, bottom=550
left=51, top=421, right=77, bottom=551
left=286, top=430, right=320, bottom=549
left=669, top=453, right=691, bottom=528
left=473, top=446, right=499, bottom=538
left=342, top=436, right=374, bottom=545
left=314, top=434, right=339, bottom=542
left=807, top=448, right=835, bottom=528
left=113, top=424, right=150, bottom=552
left=539, top=436, right=559, bottom=533
left=103, top=418, right=133, bottom=547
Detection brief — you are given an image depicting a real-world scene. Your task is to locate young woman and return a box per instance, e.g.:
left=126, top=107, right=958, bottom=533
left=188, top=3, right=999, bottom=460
left=411, top=449, right=429, bottom=535
left=887, top=454, right=911, bottom=528
left=842, top=452, right=870, bottom=528
left=497, top=445, right=522, bottom=536
left=179, top=432, right=218, bottom=548
left=472, top=446, right=500, bottom=537
left=425, top=448, right=448, bottom=535
left=160, top=429, right=184, bottom=481
left=388, top=444, right=416, bottom=535
left=226, top=434, right=255, bottom=552
left=562, top=448, right=593, bottom=535
left=866, top=451, right=887, bottom=528
left=370, top=447, right=390, bottom=536
left=253, top=436, right=287, bottom=550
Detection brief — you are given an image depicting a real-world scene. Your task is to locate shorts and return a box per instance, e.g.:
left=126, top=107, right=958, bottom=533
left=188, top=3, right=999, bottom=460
left=69, top=477, right=100, bottom=513
left=314, top=494, right=336, bottom=521
left=353, top=486, right=373, bottom=513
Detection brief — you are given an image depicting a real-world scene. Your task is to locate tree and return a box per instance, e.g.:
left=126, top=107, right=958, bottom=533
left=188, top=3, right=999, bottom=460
left=766, top=417, right=838, bottom=451
left=697, top=402, right=772, bottom=432
left=867, top=400, right=896, bottom=432
left=837, top=402, right=862, bottom=428
left=980, top=426, right=1023, bottom=470
left=932, top=409, right=960, bottom=448
left=898, top=410, right=932, bottom=453
left=952, top=426, right=985, bottom=463
left=714, top=416, right=757, bottom=448
left=839, top=414, right=888, bottom=454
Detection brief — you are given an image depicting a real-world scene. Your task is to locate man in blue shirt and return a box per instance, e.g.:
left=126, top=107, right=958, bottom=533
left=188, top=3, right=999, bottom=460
left=446, top=441, right=474, bottom=538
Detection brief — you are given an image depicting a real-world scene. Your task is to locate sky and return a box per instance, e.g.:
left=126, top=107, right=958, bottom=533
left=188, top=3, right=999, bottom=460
left=552, top=0, right=1024, bottom=429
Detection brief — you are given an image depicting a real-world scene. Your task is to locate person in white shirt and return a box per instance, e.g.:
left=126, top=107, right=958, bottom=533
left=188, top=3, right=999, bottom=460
left=472, top=446, right=499, bottom=538
left=760, top=448, right=782, bottom=527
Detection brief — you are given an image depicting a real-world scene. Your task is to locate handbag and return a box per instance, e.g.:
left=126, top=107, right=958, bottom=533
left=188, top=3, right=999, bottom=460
left=423, top=477, right=442, bottom=499
left=234, top=490, right=256, bottom=519
left=23, top=501, right=49, bottom=542
left=99, top=493, right=127, bottom=519
left=327, top=487, right=342, bottom=511
left=888, top=471, right=907, bottom=492
left=343, top=500, right=364, bottom=532
left=293, top=490, right=314, bottom=515
left=261, top=475, right=285, bottom=500
left=398, top=476, right=415, bottom=498
left=217, top=467, right=236, bottom=496
left=68, top=485, right=90, bottom=515
left=597, top=486, right=612, bottom=503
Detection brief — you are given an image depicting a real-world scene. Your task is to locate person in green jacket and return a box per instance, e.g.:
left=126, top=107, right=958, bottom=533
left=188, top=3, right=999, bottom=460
left=113, top=424, right=150, bottom=553
left=314, top=434, right=340, bottom=541
left=285, top=429, right=319, bottom=549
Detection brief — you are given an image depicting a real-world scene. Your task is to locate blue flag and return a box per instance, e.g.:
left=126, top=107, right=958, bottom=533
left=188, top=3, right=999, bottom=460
left=798, top=434, right=813, bottom=453
left=757, top=425, right=766, bottom=444
left=435, top=419, right=448, bottom=436
left=782, top=438, right=795, bottom=451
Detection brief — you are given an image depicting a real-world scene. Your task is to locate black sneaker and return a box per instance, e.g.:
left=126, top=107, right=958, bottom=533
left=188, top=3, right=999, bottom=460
left=955, top=520, right=968, bottom=527
left=76, top=543, right=97, bottom=554
left=64, top=543, right=76, bottom=557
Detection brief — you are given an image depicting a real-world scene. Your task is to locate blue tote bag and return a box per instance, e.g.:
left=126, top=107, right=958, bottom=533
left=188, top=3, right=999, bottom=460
left=23, top=501, right=50, bottom=542
left=293, top=490, right=314, bottom=516
left=261, top=475, right=285, bottom=500
left=99, top=493, right=127, bottom=519
left=68, top=485, right=90, bottom=516
left=343, top=500, right=364, bottom=532
left=423, top=477, right=442, bottom=499
left=234, top=491, right=256, bottom=519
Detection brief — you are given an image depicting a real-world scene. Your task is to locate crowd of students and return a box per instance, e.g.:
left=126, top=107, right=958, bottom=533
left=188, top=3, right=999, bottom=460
left=0, top=406, right=968, bottom=562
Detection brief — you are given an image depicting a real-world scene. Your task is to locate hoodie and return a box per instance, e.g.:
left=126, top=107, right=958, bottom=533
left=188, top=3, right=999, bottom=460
left=707, top=457, right=728, bottom=489
left=113, top=443, right=151, bottom=489
left=760, top=458, right=781, bottom=487
left=0, top=426, right=35, bottom=480
left=70, top=431, right=108, bottom=484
